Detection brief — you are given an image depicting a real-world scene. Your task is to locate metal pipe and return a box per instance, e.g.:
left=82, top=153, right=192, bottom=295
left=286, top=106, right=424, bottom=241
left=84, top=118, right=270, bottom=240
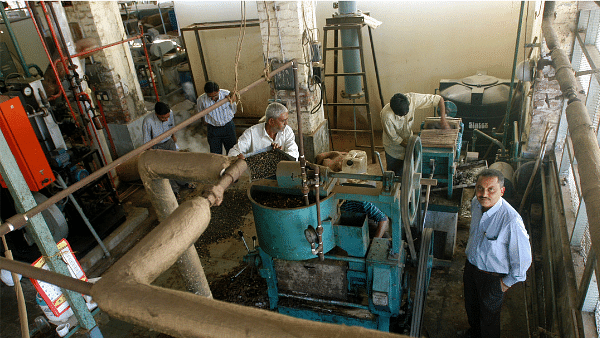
left=139, top=23, right=160, bottom=101
left=55, top=175, right=110, bottom=257
left=513, top=121, right=519, bottom=160
left=0, top=6, right=31, bottom=77
left=70, top=34, right=143, bottom=59
left=518, top=124, right=551, bottom=213
left=473, top=129, right=506, bottom=156
left=0, top=256, right=93, bottom=295
left=293, top=60, right=310, bottom=206
left=279, top=293, right=369, bottom=310
left=503, top=1, right=525, bottom=144
left=26, top=2, right=81, bottom=129
left=314, top=165, right=323, bottom=260
left=94, top=97, right=119, bottom=159
left=0, top=61, right=294, bottom=236
left=542, top=1, right=600, bottom=301
left=540, top=164, right=559, bottom=333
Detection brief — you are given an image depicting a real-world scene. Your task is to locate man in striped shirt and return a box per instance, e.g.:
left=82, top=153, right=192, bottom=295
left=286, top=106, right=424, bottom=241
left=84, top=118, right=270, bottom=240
left=197, top=81, right=238, bottom=154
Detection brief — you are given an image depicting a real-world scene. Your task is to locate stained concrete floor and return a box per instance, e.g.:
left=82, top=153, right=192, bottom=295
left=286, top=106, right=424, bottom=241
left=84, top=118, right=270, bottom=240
left=0, top=102, right=529, bottom=337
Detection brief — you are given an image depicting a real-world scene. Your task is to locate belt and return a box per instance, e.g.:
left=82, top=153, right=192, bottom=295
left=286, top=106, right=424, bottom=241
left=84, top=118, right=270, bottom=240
left=467, top=260, right=505, bottom=278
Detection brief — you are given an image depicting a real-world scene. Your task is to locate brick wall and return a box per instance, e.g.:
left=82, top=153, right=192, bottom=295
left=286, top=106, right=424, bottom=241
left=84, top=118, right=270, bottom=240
left=257, top=1, right=325, bottom=135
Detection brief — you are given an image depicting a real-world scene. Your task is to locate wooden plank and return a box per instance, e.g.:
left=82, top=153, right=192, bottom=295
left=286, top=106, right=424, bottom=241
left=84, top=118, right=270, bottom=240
left=420, top=129, right=459, bottom=148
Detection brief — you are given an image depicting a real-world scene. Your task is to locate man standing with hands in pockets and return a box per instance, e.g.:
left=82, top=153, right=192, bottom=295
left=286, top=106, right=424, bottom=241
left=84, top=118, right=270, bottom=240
left=461, top=169, right=532, bottom=338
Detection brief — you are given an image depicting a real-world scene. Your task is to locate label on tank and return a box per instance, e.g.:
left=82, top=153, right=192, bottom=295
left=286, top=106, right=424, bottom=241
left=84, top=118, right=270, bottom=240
left=469, top=122, right=489, bottom=129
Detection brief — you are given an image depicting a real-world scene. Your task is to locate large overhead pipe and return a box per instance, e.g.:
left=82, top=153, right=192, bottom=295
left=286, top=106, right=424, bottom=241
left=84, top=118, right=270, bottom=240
left=542, top=0, right=600, bottom=303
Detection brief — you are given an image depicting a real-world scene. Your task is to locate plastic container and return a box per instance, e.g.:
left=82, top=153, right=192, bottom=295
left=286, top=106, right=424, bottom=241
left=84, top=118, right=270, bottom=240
left=341, top=150, right=367, bottom=174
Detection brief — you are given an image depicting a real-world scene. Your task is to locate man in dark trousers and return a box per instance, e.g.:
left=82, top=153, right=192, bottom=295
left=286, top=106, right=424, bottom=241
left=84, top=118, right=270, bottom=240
left=197, top=81, right=237, bottom=155
left=461, top=169, right=532, bottom=338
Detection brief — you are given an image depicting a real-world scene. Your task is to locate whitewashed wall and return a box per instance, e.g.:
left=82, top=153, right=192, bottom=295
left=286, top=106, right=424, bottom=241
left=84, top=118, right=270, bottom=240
left=175, top=1, right=534, bottom=129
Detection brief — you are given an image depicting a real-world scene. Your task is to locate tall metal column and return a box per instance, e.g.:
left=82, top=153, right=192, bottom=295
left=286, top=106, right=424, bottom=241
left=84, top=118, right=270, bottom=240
left=0, top=127, right=100, bottom=335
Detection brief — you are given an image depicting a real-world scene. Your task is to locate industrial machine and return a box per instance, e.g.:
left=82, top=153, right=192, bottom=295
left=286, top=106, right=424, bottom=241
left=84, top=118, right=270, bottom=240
left=420, top=117, right=464, bottom=198
left=243, top=136, right=434, bottom=336
left=0, top=77, right=123, bottom=260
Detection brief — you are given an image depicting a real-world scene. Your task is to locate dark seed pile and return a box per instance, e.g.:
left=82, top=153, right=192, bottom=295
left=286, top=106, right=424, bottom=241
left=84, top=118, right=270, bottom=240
left=195, top=188, right=251, bottom=257
left=209, top=263, right=270, bottom=309
left=252, top=190, right=316, bottom=208
left=245, top=150, right=292, bottom=181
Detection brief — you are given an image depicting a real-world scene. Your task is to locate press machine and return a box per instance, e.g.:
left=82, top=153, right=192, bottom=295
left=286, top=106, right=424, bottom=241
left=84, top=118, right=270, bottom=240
left=244, top=136, right=434, bottom=336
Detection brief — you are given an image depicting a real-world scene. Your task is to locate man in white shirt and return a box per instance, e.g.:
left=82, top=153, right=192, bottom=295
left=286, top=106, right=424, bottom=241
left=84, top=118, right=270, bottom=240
left=228, top=102, right=299, bottom=160
left=197, top=81, right=237, bottom=155
left=381, top=93, right=449, bottom=176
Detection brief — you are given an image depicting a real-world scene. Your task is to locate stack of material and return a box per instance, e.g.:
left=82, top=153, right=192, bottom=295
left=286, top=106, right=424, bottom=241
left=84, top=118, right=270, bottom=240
left=420, top=129, right=460, bottom=149
left=245, top=149, right=294, bottom=181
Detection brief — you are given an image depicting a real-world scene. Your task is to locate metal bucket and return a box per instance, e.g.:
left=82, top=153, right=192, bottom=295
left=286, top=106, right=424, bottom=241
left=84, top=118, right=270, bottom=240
left=248, top=184, right=337, bottom=261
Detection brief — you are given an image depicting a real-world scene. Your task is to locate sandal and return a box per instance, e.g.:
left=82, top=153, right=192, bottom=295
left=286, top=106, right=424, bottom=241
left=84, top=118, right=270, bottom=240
left=184, top=183, right=197, bottom=190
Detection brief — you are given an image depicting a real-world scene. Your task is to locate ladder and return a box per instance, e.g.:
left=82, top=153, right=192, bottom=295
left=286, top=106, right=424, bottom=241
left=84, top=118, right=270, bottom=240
left=322, top=15, right=384, bottom=164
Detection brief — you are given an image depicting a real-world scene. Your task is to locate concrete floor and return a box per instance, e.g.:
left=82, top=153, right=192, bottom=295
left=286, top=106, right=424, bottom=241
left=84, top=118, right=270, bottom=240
left=0, top=100, right=529, bottom=337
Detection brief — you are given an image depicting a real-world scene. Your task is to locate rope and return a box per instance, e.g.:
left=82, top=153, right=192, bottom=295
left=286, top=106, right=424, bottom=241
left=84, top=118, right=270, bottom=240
left=233, top=1, right=247, bottom=113
left=263, top=1, right=272, bottom=82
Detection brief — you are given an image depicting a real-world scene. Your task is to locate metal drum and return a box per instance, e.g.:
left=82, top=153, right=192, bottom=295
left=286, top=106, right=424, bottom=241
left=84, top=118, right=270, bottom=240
left=248, top=184, right=337, bottom=261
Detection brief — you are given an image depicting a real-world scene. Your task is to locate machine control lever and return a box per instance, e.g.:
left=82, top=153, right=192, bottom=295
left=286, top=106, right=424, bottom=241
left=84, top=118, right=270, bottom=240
left=238, top=230, right=250, bottom=253
left=252, top=236, right=257, bottom=251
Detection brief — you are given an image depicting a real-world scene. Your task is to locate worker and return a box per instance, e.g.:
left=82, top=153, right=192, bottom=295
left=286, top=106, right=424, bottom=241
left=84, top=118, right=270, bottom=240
left=197, top=81, right=238, bottom=155
left=340, top=200, right=389, bottom=238
left=460, top=169, right=532, bottom=338
left=381, top=93, right=449, bottom=176
left=142, top=101, right=195, bottom=200
left=228, top=102, right=299, bottom=160
left=316, top=151, right=389, bottom=238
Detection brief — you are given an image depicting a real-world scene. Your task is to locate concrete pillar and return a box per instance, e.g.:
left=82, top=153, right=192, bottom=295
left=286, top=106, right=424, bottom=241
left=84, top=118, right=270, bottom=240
left=256, top=1, right=329, bottom=162
left=63, top=2, right=147, bottom=157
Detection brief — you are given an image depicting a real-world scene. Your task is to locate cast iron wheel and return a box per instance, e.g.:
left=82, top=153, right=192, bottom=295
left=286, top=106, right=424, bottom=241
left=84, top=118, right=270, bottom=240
left=401, top=135, right=422, bottom=232
left=409, top=227, right=434, bottom=337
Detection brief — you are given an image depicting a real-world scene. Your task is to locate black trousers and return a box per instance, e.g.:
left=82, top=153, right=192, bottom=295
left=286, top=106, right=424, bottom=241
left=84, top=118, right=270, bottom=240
left=207, top=121, right=237, bottom=155
left=463, top=259, right=505, bottom=338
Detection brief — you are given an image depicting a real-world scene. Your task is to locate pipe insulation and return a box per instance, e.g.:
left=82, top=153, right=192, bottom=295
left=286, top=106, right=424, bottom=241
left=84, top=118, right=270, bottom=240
left=542, top=1, right=600, bottom=297
left=136, top=151, right=239, bottom=296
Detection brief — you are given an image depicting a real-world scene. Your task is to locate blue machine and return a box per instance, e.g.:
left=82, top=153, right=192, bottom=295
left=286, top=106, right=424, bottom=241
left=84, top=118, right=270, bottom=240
left=419, top=117, right=464, bottom=198
left=244, top=136, right=434, bottom=336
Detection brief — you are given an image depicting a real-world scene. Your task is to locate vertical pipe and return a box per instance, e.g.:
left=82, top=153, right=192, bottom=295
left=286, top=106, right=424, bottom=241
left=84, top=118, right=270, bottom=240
left=26, top=2, right=81, bottom=129
left=338, top=1, right=362, bottom=96
left=0, top=6, right=31, bottom=77
left=313, top=165, right=323, bottom=261
left=503, top=1, right=525, bottom=145
left=139, top=23, right=160, bottom=101
left=293, top=60, right=310, bottom=206
left=55, top=175, right=110, bottom=257
left=333, top=30, right=339, bottom=129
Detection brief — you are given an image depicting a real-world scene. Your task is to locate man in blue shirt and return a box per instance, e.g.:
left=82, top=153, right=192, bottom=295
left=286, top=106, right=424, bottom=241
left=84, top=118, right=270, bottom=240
left=142, top=102, right=194, bottom=200
left=197, top=81, right=237, bottom=155
left=143, top=101, right=177, bottom=150
left=461, top=169, right=532, bottom=338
